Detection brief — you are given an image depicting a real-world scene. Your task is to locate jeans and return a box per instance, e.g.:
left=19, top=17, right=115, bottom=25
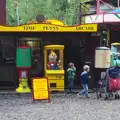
left=79, top=84, right=88, bottom=97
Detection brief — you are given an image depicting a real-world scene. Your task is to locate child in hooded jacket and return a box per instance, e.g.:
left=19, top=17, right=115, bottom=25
left=78, top=65, right=90, bottom=98
left=67, top=63, right=76, bottom=92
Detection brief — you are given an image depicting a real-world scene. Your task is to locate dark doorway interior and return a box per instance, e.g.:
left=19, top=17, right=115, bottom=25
left=0, top=36, right=16, bottom=90
left=110, top=30, right=120, bottom=43
left=62, top=36, right=87, bottom=88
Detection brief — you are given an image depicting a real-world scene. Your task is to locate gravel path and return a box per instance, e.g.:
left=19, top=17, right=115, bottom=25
left=0, top=93, right=120, bottom=120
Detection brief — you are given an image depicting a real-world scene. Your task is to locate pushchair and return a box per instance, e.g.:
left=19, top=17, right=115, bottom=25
left=95, top=66, right=120, bottom=100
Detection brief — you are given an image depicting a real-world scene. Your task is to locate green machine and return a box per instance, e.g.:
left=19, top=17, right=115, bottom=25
left=16, top=46, right=32, bottom=93
left=111, top=43, right=120, bottom=66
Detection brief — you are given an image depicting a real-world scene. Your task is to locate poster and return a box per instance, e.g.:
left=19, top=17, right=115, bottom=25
left=101, top=72, right=106, bottom=79
left=32, top=78, right=50, bottom=102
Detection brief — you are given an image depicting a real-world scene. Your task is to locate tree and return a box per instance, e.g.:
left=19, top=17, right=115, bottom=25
left=6, top=0, right=17, bottom=26
left=6, top=0, right=86, bottom=26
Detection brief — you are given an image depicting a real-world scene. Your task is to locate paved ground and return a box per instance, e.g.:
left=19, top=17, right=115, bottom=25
left=0, top=93, right=120, bottom=120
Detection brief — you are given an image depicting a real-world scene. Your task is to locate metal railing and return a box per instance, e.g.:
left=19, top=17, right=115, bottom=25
left=79, top=0, right=119, bottom=24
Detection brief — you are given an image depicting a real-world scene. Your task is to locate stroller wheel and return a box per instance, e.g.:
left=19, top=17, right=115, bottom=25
left=99, top=93, right=102, bottom=98
left=104, top=95, right=109, bottom=100
left=115, top=94, right=120, bottom=99
left=108, top=93, right=113, bottom=98
left=97, top=93, right=102, bottom=99
left=97, top=93, right=99, bottom=99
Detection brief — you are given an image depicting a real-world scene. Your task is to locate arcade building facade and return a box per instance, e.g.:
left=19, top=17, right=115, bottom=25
left=0, top=0, right=120, bottom=91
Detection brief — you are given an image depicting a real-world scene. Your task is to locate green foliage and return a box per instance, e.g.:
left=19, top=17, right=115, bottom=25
left=6, top=0, right=16, bottom=26
left=6, top=0, right=85, bottom=26
left=80, top=0, right=91, bottom=24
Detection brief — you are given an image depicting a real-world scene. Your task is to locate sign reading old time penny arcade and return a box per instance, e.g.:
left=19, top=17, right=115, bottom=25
left=0, top=24, right=97, bottom=32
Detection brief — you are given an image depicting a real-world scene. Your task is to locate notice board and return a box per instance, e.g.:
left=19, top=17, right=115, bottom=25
left=32, top=77, right=50, bottom=103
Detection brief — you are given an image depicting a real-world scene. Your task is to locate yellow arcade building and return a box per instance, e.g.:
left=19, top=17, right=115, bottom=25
left=0, top=20, right=98, bottom=92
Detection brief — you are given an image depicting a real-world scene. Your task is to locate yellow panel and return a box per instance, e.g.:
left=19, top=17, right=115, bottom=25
left=0, top=24, right=97, bottom=32
left=111, top=42, right=120, bottom=45
left=46, top=70, right=64, bottom=74
left=47, top=74, right=64, bottom=80
left=44, top=45, right=64, bottom=49
left=50, top=88, right=64, bottom=91
left=45, top=20, right=64, bottom=26
left=49, top=80, right=64, bottom=91
left=48, top=79, right=64, bottom=89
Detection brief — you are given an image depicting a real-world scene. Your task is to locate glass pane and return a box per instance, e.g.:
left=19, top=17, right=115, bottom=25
left=47, top=49, right=63, bottom=70
left=18, top=39, right=44, bottom=77
left=27, top=41, right=42, bottom=77
left=59, top=50, right=63, bottom=70
left=112, top=45, right=120, bottom=57
left=1, top=39, right=16, bottom=64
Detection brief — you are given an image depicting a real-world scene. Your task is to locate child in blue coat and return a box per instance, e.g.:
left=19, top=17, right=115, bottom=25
left=78, top=65, right=90, bottom=98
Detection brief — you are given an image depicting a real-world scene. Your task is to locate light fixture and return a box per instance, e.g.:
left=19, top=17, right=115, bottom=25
left=103, top=31, right=107, bottom=34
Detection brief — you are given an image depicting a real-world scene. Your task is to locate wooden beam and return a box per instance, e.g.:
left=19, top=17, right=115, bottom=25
left=0, top=0, right=6, bottom=25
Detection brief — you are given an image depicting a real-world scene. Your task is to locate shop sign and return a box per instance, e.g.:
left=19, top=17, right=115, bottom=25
left=32, top=77, right=50, bottom=103
left=0, top=24, right=97, bottom=32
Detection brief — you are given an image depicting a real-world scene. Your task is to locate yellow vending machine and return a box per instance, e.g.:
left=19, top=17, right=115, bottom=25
left=44, top=45, right=65, bottom=92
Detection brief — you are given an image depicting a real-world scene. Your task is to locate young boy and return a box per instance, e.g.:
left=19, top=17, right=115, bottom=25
left=67, top=63, right=76, bottom=92
left=78, top=65, right=90, bottom=98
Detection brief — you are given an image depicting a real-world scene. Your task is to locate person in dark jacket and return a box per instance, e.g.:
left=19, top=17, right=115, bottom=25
left=78, top=65, right=90, bottom=98
left=67, top=62, right=76, bottom=92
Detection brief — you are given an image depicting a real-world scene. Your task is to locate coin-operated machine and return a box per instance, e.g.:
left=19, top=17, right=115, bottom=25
left=16, top=46, right=32, bottom=93
left=95, top=47, right=111, bottom=69
left=94, top=47, right=111, bottom=83
left=111, top=42, right=120, bottom=66
left=44, top=45, right=64, bottom=92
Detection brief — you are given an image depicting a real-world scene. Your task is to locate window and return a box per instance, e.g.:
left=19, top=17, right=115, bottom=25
left=46, top=49, right=63, bottom=70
